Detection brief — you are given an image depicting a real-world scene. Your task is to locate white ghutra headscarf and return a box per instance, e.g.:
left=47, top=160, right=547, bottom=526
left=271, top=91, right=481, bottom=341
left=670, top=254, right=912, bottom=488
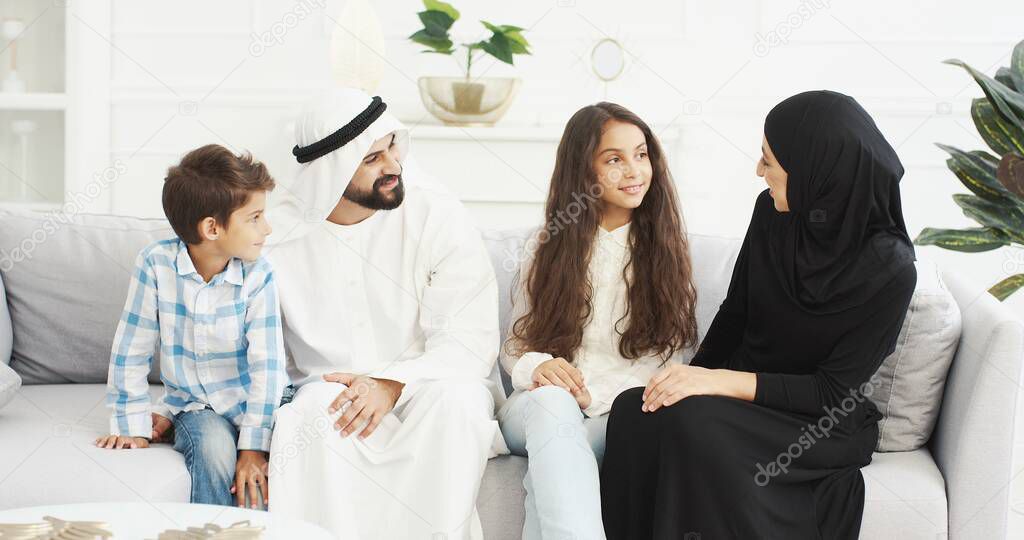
left=267, top=88, right=411, bottom=246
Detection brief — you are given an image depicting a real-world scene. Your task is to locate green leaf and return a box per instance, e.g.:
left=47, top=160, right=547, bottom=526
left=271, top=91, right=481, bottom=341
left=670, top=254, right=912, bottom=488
left=417, top=10, right=455, bottom=37
left=479, top=21, right=531, bottom=56
left=953, top=193, right=1024, bottom=242
left=989, top=273, right=1024, bottom=301
left=945, top=59, right=1024, bottom=131
left=998, top=153, right=1024, bottom=198
left=423, top=0, right=460, bottom=21
left=915, top=226, right=1010, bottom=252
left=481, top=32, right=514, bottom=64
left=409, top=29, right=454, bottom=53
left=1012, top=38, right=1024, bottom=78
left=972, top=98, right=1024, bottom=156
left=996, top=67, right=1024, bottom=92
left=935, top=143, right=1017, bottom=204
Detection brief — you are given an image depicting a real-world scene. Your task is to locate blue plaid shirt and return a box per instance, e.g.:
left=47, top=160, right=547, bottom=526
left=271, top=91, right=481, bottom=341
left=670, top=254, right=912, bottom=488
left=105, top=238, right=288, bottom=451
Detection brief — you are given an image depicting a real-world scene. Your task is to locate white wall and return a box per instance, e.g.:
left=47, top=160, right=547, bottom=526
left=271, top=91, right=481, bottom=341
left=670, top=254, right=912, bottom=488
left=93, top=0, right=1024, bottom=309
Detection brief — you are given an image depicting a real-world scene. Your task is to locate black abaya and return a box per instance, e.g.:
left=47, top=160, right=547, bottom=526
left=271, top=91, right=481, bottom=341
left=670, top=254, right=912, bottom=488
left=600, top=91, right=918, bottom=540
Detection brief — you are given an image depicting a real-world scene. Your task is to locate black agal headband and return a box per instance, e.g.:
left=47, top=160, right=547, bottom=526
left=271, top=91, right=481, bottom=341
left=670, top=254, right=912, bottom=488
left=292, top=96, right=387, bottom=164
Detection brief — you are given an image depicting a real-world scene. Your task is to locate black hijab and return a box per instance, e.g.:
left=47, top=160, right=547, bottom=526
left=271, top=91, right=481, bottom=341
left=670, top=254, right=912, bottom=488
left=762, top=90, right=915, bottom=314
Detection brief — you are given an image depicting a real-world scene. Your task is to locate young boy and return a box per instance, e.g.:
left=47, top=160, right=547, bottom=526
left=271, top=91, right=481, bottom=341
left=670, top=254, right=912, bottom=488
left=96, top=144, right=289, bottom=509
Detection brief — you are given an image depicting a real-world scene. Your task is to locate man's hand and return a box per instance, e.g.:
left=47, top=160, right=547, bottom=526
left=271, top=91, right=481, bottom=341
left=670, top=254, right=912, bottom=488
left=150, top=413, right=173, bottom=443
left=323, top=373, right=404, bottom=439
left=532, top=357, right=586, bottom=396
left=94, top=434, right=149, bottom=449
left=231, top=450, right=268, bottom=509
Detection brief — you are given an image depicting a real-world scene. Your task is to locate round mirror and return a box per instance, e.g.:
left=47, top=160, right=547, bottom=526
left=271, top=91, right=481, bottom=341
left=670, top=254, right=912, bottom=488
left=590, top=38, right=626, bottom=82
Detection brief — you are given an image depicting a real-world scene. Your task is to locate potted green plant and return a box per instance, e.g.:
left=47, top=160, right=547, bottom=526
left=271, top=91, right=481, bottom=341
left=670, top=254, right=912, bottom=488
left=409, top=0, right=532, bottom=125
left=915, top=38, right=1024, bottom=300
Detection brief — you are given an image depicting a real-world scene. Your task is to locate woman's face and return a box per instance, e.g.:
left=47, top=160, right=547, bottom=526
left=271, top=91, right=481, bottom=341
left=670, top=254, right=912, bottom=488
left=593, top=120, right=653, bottom=213
left=756, top=135, right=789, bottom=212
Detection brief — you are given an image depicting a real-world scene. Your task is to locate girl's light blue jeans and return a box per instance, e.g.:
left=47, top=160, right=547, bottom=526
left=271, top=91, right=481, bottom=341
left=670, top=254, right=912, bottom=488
left=498, top=385, right=609, bottom=540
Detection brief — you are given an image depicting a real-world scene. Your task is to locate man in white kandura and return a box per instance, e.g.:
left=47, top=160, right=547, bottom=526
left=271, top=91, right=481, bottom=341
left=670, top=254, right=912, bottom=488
left=265, top=88, right=506, bottom=539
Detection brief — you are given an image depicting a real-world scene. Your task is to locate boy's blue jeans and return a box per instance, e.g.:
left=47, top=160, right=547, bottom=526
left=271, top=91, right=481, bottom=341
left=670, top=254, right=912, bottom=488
left=171, top=386, right=295, bottom=506
left=172, top=408, right=239, bottom=506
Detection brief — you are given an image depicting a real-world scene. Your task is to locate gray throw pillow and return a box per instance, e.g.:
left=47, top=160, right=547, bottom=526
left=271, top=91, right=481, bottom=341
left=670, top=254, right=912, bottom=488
left=0, top=209, right=173, bottom=384
left=870, top=260, right=961, bottom=452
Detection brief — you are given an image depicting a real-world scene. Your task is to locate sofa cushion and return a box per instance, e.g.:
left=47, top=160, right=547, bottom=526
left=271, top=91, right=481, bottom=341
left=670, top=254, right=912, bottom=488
left=870, top=261, right=960, bottom=452
left=0, top=384, right=190, bottom=509
left=0, top=210, right=173, bottom=384
left=861, top=448, right=948, bottom=538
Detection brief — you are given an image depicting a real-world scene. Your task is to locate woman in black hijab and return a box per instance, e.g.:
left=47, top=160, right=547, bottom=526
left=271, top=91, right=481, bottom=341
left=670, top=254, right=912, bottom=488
left=599, top=91, right=917, bottom=539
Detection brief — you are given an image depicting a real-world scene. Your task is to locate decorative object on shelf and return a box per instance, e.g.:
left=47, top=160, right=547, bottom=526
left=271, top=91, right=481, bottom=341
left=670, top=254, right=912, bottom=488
left=9, top=119, right=36, bottom=202
left=1, top=18, right=26, bottom=93
left=589, top=38, right=626, bottom=96
left=914, top=38, right=1024, bottom=300
left=330, top=0, right=386, bottom=93
left=409, top=0, right=531, bottom=126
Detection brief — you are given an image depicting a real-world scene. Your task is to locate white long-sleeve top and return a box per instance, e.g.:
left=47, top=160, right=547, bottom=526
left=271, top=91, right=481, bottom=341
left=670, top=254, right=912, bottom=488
left=266, top=184, right=502, bottom=407
left=501, top=223, right=668, bottom=417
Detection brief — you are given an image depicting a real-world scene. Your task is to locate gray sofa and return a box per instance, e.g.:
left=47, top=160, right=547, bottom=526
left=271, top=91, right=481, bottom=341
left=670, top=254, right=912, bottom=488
left=0, top=209, right=1021, bottom=539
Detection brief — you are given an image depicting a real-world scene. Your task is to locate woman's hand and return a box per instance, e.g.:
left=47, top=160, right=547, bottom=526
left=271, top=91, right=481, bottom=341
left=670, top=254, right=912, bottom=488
left=531, top=357, right=586, bottom=397
left=642, top=365, right=757, bottom=412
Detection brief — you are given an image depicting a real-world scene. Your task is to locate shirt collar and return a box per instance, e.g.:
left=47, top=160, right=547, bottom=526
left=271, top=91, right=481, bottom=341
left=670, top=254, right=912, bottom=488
left=598, top=222, right=632, bottom=249
left=174, top=240, right=244, bottom=286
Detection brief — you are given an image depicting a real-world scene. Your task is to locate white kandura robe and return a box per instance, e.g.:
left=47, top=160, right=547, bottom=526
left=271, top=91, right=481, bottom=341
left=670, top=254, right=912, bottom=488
left=266, top=184, right=506, bottom=539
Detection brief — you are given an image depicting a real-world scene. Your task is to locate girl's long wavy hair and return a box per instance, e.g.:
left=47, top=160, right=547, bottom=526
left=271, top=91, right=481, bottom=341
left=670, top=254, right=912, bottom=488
left=509, top=102, right=698, bottom=364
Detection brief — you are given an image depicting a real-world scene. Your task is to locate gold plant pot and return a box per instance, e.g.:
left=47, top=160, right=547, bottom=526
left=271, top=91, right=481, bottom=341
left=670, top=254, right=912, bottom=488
left=417, top=76, right=521, bottom=126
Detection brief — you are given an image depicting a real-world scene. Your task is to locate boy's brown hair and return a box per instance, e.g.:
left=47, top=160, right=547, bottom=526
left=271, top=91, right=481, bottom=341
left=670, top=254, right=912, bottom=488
left=162, top=144, right=276, bottom=244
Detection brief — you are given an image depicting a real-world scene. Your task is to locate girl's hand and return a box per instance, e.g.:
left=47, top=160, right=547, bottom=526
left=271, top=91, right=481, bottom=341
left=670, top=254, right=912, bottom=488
left=642, top=364, right=721, bottom=412
left=531, top=357, right=586, bottom=396
left=573, top=385, right=592, bottom=410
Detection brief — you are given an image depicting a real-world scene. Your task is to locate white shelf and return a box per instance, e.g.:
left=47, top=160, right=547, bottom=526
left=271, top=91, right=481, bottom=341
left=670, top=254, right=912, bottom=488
left=0, top=93, right=68, bottom=111
left=406, top=123, right=681, bottom=143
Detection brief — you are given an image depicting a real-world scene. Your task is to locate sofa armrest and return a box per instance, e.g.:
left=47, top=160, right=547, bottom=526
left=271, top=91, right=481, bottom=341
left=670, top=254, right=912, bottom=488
left=0, top=271, right=11, bottom=365
left=931, top=270, right=1024, bottom=540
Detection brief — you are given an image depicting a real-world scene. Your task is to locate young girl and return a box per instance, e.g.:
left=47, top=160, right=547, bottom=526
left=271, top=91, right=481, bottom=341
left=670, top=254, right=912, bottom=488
left=498, top=102, right=699, bottom=539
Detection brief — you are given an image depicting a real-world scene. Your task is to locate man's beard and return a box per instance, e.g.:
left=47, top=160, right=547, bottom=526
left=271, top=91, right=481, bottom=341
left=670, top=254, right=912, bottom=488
left=342, top=174, right=405, bottom=210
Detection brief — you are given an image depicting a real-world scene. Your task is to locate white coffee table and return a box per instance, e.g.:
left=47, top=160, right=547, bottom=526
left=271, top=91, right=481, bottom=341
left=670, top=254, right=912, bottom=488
left=0, top=502, right=333, bottom=539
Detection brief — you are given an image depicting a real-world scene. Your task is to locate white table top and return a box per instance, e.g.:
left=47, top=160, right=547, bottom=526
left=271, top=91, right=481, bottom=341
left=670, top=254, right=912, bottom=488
left=0, top=502, right=333, bottom=539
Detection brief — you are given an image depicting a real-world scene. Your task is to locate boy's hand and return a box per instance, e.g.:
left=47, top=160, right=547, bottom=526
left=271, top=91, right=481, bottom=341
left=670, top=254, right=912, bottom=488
left=150, top=413, right=173, bottom=443
left=94, top=435, right=150, bottom=449
left=232, top=450, right=268, bottom=509
left=323, top=372, right=404, bottom=439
